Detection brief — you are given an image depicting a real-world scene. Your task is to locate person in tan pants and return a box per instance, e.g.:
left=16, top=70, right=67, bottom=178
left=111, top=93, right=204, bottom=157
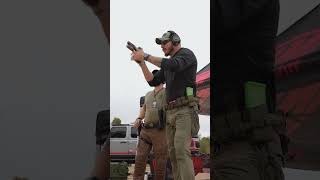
left=132, top=70, right=168, bottom=180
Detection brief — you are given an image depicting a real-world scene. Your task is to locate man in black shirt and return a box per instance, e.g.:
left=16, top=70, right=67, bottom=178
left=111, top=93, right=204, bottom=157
left=213, top=0, right=285, bottom=180
left=131, top=31, right=199, bottom=180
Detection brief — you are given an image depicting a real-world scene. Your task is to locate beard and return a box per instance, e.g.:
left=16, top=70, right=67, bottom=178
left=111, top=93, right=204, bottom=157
left=164, top=46, right=174, bottom=56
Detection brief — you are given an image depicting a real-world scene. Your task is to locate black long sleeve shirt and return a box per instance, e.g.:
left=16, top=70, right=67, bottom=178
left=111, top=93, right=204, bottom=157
left=213, top=0, right=280, bottom=113
left=148, top=48, right=198, bottom=102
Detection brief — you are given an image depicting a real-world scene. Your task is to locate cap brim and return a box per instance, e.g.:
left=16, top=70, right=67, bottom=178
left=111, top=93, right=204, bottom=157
left=155, top=38, right=170, bottom=45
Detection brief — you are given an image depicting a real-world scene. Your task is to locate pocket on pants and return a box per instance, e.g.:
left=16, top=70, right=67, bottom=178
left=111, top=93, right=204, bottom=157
left=191, top=107, right=200, bottom=137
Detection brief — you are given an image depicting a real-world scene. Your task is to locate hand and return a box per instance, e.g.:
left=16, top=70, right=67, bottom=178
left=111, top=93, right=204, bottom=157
left=131, top=48, right=145, bottom=64
left=133, top=118, right=141, bottom=129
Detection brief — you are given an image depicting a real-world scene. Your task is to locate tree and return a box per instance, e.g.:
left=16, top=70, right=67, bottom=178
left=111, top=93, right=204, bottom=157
left=199, top=137, right=210, bottom=154
left=112, top=117, right=121, bottom=126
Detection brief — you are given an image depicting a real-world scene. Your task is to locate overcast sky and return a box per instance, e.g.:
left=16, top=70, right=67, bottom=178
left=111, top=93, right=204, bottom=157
left=110, top=0, right=211, bottom=137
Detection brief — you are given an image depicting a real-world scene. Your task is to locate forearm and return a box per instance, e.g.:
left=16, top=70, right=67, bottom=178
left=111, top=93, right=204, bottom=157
left=147, top=55, right=162, bottom=68
left=138, top=107, right=145, bottom=119
left=134, top=107, right=145, bottom=128
left=139, top=62, right=154, bottom=81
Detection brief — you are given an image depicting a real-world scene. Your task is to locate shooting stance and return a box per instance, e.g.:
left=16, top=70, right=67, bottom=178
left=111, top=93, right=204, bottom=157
left=130, top=31, right=200, bottom=180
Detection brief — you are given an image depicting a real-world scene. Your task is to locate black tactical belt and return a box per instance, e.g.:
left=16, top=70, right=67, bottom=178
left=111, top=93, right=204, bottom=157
left=164, top=96, right=199, bottom=110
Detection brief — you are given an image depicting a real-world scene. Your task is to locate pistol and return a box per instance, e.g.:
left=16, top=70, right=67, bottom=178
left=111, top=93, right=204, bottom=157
left=126, top=41, right=138, bottom=52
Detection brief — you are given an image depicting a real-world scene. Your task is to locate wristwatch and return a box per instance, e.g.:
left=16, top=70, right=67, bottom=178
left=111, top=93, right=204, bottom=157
left=144, top=53, right=150, bottom=61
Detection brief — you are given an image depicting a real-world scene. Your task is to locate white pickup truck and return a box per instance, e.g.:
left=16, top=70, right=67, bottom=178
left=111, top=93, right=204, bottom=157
left=110, top=124, right=138, bottom=163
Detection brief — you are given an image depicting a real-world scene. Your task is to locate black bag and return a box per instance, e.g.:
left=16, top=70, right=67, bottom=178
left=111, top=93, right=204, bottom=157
left=95, top=110, right=109, bottom=145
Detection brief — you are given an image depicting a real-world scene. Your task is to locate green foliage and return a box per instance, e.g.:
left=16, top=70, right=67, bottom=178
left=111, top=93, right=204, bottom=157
left=199, top=137, right=210, bottom=154
left=112, top=117, right=122, bottom=126
left=110, top=162, right=129, bottom=178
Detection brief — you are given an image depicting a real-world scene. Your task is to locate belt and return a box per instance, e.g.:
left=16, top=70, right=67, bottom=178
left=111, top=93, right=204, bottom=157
left=141, top=122, right=157, bottom=129
left=215, top=106, right=283, bottom=129
left=213, top=105, right=285, bottom=143
left=165, top=96, right=199, bottom=110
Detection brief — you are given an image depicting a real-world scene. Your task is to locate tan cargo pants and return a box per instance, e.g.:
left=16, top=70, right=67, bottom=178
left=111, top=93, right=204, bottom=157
left=213, top=105, right=285, bottom=180
left=212, top=128, right=285, bottom=180
left=166, top=105, right=195, bottom=180
left=133, top=128, right=167, bottom=180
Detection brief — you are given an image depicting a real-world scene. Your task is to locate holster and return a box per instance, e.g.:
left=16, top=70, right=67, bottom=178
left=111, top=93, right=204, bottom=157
left=137, top=124, right=142, bottom=136
left=164, top=96, right=200, bottom=136
left=158, top=109, right=166, bottom=129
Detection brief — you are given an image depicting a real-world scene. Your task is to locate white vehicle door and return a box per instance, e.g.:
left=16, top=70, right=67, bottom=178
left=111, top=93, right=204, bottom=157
left=128, top=126, right=138, bottom=155
left=110, top=126, right=129, bottom=155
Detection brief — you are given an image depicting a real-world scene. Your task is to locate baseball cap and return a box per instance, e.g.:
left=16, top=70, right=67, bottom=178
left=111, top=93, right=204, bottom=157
left=155, top=31, right=173, bottom=45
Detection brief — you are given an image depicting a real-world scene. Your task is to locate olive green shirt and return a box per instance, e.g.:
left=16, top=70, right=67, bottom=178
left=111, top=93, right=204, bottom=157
left=143, top=88, right=166, bottom=125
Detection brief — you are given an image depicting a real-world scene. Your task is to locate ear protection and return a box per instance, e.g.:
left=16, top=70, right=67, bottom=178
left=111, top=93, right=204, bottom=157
left=168, top=30, right=181, bottom=46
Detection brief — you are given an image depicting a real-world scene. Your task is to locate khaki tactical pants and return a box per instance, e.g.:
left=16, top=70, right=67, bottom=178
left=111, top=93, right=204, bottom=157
left=133, top=128, right=167, bottom=180
left=212, top=130, right=285, bottom=180
left=213, top=105, right=285, bottom=180
left=166, top=106, right=195, bottom=180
